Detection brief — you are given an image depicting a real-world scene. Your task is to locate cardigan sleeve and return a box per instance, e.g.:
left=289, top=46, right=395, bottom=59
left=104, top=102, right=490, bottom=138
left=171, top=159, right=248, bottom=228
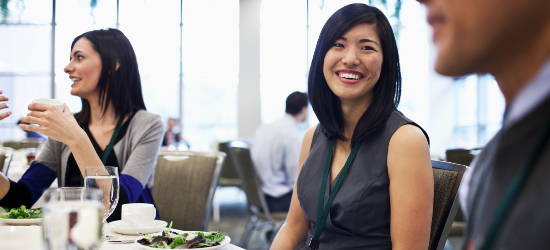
left=118, top=113, right=164, bottom=202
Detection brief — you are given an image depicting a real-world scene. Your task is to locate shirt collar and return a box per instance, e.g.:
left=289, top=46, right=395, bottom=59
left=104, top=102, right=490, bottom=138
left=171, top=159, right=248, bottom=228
left=283, top=113, right=299, bottom=125
left=504, top=57, right=550, bottom=127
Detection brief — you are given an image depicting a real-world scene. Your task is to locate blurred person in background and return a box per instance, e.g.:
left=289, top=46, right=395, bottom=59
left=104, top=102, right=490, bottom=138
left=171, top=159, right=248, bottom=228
left=0, top=90, right=11, bottom=120
left=418, top=0, right=550, bottom=249
left=0, top=29, right=164, bottom=222
left=271, top=4, right=433, bottom=249
left=251, top=91, right=308, bottom=213
left=162, top=118, right=190, bottom=149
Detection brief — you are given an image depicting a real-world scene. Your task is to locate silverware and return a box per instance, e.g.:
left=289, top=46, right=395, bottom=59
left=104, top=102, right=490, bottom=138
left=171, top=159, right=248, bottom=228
left=108, top=239, right=135, bottom=244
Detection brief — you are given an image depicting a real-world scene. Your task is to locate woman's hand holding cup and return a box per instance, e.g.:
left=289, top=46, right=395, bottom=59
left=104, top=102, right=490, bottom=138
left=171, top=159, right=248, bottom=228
left=19, top=99, right=83, bottom=145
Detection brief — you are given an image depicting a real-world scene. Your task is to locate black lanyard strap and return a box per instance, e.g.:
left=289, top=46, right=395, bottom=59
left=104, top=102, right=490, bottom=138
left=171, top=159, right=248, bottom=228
left=101, top=117, right=124, bottom=165
left=479, top=118, right=550, bottom=250
left=309, top=140, right=361, bottom=250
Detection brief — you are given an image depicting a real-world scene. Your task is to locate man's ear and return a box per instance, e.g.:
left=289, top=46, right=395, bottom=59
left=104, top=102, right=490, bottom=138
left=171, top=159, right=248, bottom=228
left=116, top=61, right=120, bottom=71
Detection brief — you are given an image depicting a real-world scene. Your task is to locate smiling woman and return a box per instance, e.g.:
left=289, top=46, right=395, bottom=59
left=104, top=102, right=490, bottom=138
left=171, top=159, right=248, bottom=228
left=270, top=4, right=433, bottom=250
left=0, top=29, right=164, bottom=222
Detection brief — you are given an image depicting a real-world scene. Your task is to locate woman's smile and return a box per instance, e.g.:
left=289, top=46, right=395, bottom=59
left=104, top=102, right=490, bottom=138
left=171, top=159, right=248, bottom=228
left=335, top=69, right=365, bottom=84
left=69, top=76, right=82, bottom=86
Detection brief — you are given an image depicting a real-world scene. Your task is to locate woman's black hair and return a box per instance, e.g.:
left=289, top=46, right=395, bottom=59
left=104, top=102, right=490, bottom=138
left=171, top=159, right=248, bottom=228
left=71, top=28, right=146, bottom=127
left=308, top=3, right=401, bottom=146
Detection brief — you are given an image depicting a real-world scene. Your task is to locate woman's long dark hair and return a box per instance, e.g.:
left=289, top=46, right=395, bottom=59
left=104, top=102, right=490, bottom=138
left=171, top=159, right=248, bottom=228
left=71, top=28, right=146, bottom=127
left=308, top=4, right=401, bottom=147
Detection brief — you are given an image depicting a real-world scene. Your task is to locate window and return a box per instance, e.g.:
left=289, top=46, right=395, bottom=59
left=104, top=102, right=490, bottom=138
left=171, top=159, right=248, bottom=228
left=260, top=0, right=307, bottom=124
left=181, top=0, right=239, bottom=150
left=118, top=0, right=181, bottom=126
left=0, top=0, right=52, bottom=140
left=454, top=74, right=504, bottom=148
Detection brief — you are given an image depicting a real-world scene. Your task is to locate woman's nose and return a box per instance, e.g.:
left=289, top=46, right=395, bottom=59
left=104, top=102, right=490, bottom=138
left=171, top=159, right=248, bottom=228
left=342, top=49, right=360, bottom=66
left=64, top=63, right=73, bottom=74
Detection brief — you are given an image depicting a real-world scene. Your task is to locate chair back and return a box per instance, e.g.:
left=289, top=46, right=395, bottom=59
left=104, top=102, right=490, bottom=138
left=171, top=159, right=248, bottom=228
left=1, top=152, right=12, bottom=175
left=2, top=141, right=41, bottom=151
left=429, top=160, right=467, bottom=250
left=217, top=142, right=243, bottom=186
left=445, top=148, right=479, bottom=228
left=446, top=148, right=479, bottom=166
left=227, top=141, right=272, bottom=219
left=152, top=151, right=225, bottom=231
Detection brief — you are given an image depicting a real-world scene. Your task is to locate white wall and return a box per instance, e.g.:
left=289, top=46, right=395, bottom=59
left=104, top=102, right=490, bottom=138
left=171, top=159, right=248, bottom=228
left=238, top=0, right=262, bottom=138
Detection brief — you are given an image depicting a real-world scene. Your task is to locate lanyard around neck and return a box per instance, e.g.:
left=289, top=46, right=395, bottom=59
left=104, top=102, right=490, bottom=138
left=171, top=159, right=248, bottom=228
left=309, top=140, right=361, bottom=250
left=101, top=117, right=124, bottom=165
left=476, top=118, right=550, bottom=250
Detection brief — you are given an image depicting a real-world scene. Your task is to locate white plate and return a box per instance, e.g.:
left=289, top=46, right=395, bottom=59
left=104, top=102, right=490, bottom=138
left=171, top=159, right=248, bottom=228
left=0, top=216, right=42, bottom=225
left=108, top=220, right=167, bottom=235
left=134, top=230, right=231, bottom=250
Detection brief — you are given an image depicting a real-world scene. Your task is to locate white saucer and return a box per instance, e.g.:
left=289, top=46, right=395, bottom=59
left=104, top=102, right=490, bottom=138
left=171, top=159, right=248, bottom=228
left=108, top=220, right=167, bottom=235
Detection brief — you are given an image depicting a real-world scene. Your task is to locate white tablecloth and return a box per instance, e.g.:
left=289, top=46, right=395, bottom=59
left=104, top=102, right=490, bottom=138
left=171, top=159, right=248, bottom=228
left=0, top=224, right=244, bottom=250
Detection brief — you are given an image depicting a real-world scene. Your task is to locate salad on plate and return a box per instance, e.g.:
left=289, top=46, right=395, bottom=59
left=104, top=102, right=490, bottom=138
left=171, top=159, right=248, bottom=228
left=0, top=205, right=41, bottom=219
left=136, top=222, right=229, bottom=249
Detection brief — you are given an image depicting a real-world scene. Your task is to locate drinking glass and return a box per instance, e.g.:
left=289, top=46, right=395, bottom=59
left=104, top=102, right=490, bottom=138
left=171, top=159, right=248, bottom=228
left=42, top=187, right=103, bottom=250
left=84, top=166, right=120, bottom=223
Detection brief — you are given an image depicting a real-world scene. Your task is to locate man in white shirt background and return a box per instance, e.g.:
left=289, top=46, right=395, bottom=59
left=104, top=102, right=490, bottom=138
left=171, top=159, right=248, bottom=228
left=251, top=91, right=308, bottom=213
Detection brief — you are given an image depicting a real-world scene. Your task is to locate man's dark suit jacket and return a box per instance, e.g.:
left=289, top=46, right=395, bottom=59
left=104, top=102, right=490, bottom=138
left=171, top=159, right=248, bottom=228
left=466, top=94, right=550, bottom=249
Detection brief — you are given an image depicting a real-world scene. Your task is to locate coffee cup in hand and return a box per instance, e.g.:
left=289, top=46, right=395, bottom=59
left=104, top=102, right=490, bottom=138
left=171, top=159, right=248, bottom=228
left=32, top=99, right=64, bottom=112
left=121, top=203, right=156, bottom=227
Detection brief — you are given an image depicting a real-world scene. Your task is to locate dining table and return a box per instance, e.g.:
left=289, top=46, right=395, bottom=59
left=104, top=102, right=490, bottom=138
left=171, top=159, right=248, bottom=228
left=0, top=223, right=245, bottom=250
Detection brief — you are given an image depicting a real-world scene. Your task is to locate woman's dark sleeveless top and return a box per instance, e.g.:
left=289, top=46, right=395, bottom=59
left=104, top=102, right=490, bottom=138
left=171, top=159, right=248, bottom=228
left=295, top=111, right=429, bottom=250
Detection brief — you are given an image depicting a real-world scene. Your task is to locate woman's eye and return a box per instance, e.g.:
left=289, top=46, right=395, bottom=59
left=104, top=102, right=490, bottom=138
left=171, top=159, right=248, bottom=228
left=362, top=46, right=376, bottom=51
left=77, top=55, right=84, bottom=60
left=332, top=43, right=344, bottom=48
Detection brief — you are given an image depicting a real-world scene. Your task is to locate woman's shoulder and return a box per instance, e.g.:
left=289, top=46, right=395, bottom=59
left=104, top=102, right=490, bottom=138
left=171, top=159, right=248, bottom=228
left=387, top=110, right=429, bottom=145
left=131, top=110, right=163, bottom=126
left=301, top=123, right=322, bottom=154
left=127, top=110, right=164, bottom=136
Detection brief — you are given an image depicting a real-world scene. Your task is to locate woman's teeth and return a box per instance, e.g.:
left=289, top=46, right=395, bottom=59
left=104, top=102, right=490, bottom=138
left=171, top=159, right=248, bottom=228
left=338, top=73, right=361, bottom=79
left=71, top=78, right=82, bottom=82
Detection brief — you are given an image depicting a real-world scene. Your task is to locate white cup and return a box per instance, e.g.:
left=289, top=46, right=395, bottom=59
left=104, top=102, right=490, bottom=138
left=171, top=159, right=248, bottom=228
left=32, top=99, right=64, bottom=112
left=121, top=203, right=156, bottom=227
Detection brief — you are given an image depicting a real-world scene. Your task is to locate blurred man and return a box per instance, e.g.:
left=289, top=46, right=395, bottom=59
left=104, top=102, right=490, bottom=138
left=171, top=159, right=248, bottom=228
left=251, top=91, right=308, bottom=213
left=162, top=118, right=190, bottom=149
left=417, top=0, right=550, bottom=249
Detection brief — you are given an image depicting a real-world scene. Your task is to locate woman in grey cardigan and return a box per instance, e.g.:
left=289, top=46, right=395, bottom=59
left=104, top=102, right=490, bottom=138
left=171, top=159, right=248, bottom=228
left=0, top=29, right=164, bottom=222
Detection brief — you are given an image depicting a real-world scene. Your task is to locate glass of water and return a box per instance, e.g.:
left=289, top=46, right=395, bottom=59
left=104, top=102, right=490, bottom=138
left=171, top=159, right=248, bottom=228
left=84, top=166, right=120, bottom=223
left=42, top=187, right=103, bottom=250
